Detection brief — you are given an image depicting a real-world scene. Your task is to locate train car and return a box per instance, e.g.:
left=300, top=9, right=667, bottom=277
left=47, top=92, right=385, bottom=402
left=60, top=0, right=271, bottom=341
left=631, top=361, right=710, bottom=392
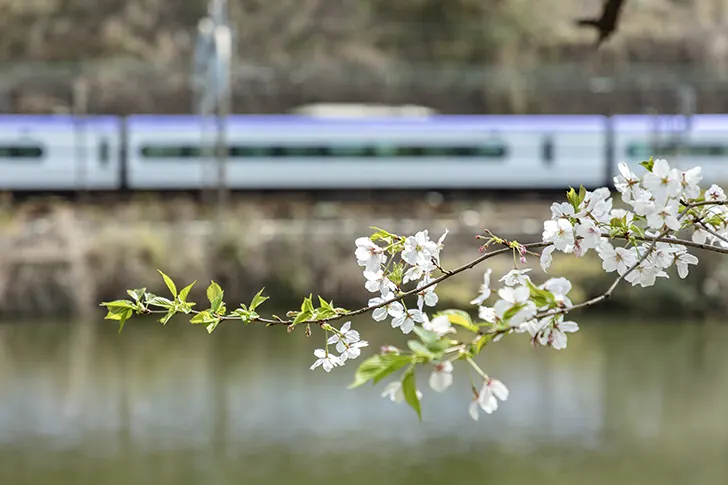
left=613, top=114, right=728, bottom=186
left=125, top=114, right=609, bottom=191
left=0, top=115, right=123, bottom=191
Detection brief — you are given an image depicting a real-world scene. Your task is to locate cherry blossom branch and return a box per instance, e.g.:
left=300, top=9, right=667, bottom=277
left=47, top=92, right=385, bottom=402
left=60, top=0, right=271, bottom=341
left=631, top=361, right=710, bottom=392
left=253, top=241, right=550, bottom=326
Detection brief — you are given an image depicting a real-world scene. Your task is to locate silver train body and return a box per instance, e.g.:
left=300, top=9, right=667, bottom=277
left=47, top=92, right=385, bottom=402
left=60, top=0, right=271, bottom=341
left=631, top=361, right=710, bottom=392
left=1, top=114, right=727, bottom=191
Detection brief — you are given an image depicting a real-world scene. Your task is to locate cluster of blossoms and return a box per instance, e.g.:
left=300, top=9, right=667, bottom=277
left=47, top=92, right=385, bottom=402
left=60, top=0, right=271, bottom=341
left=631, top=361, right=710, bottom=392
left=310, top=321, right=369, bottom=372
left=105, top=157, right=727, bottom=424
left=318, top=158, right=724, bottom=421
left=541, top=158, right=713, bottom=287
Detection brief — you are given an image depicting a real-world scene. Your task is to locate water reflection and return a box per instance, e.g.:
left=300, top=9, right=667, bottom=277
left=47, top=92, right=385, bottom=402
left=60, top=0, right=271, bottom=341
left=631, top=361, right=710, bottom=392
left=0, top=316, right=726, bottom=485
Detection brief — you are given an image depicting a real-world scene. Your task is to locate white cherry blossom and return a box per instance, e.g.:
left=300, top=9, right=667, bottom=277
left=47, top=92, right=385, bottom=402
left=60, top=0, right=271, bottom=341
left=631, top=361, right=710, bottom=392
left=338, top=340, right=369, bottom=363
left=391, top=308, right=425, bottom=334
left=642, top=158, right=682, bottom=204
left=403, top=261, right=435, bottom=284
left=381, top=381, right=422, bottom=403
left=550, top=202, right=575, bottom=219
left=597, top=245, right=638, bottom=275
left=402, top=230, right=438, bottom=267
left=431, top=229, right=449, bottom=264
left=470, top=268, right=493, bottom=305
left=478, top=306, right=497, bottom=323
left=416, top=276, right=439, bottom=310
left=499, top=268, right=532, bottom=287
left=674, top=251, right=699, bottom=278
left=646, top=204, right=680, bottom=231
left=355, top=237, right=387, bottom=272
left=475, top=378, right=509, bottom=416
left=706, top=184, right=726, bottom=202
left=543, top=218, right=575, bottom=252
left=540, top=245, right=555, bottom=272
left=310, top=349, right=341, bottom=372
left=538, top=319, right=579, bottom=350
left=575, top=220, right=601, bottom=252
left=614, top=162, right=641, bottom=202
left=368, top=292, right=404, bottom=322
left=624, top=261, right=668, bottom=288
left=423, top=314, right=456, bottom=337
left=326, top=321, right=360, bottom=353
left=429, top=361, right=454, bottom=392
left=363, top=270, right=395, bottom=294
left=680, top=167, right=702, bottom=199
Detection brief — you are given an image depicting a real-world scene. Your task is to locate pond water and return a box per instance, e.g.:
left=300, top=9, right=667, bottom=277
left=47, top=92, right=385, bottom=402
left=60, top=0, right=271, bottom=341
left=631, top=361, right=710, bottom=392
left=0, top=315, right=726, bottom=485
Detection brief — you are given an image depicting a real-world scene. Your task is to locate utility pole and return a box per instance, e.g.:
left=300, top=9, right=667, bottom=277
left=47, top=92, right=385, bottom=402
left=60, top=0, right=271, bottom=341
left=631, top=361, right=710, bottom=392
left=192, top=0, right=233, bottom=221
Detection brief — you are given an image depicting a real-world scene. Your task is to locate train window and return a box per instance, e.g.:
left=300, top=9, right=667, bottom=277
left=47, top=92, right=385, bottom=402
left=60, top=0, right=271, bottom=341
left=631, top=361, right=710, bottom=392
left=627, top=142, right=728, bottom=158
left=0, top=145, right=44, bottom=159
left=98, top=139, right=110, bottom=166
left=139, top=143, right=508, bottom=159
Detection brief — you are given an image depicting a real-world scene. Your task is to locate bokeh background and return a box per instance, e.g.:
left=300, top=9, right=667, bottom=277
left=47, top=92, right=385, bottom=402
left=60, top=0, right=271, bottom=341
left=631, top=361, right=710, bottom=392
left=0, top=1, right=727, bottom=484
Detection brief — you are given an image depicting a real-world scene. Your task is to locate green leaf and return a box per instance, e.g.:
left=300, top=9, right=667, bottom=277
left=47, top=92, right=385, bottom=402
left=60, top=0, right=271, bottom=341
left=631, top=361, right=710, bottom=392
left=473, top=333, right=494, bottom=354
left=401, top=367, right=422, bottom=421
left=206, top=281, right=224, bottom=313
left=250, top=288, right=269, bottom=311
left=436, top=309, right=478, bottom=333
left=158, top=270, right=177, bottom=297
left=526, top=280, right=555, bottom=308
left=292, top=310, right=312, bottom=325
left=206, top=320, right=221, bottom=334
left=348, top=354, right=411, bottom=389
left=117, top=309, right=132, bottom=334
left=100, top=299, right=138, bottom=311
left=190, top=311, right=218, bottom=325
left=146, top=296, right=175, bottom=309
left=407, top=340, right=436, bottom=359
left=126, top=288, right=146, bottom=303
left=159, top=310, right=175, bottom=325
left=566, top=186, right=578, bottom=210
left=577, top=185, right=587, bottom=206
left=178, top=281, right=196, bottom=303
left=639, top=157, right=655, bottom=172
left=388, top=263, right=404, bottom=285
left=301, top=294, right=315, bottom=314
left=412, top=326, right=439, bottom=345
left=369, top=226, right=395, bottom=243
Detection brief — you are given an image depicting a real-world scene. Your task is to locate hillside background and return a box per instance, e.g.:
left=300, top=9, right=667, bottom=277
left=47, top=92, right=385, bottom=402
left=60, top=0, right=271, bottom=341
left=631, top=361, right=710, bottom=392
left=2, top=0, right=728, bottom=115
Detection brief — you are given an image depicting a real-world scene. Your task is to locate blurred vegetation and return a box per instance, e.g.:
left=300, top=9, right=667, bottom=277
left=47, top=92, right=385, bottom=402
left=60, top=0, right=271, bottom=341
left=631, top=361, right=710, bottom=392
left=3, top=0, right=728, bottom=114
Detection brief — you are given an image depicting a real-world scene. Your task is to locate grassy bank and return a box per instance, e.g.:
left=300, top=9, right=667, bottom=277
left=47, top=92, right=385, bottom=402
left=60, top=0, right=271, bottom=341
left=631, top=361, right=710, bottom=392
left=0, top=195, right=725, bottom=320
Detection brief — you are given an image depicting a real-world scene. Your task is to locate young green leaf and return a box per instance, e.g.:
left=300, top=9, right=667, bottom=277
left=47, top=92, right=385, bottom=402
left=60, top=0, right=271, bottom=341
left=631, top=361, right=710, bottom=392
left=117, top=308, right=132, bottom=334
left=206, top=281, right=224, bottom=313
left=412, top=326, right=439, bottom=345
left=348, top=354, right=411, bottom=389
left=190, top=311, right=218, bottom=325
left=577, top=185, right=587, bottom=206
left=292, top=310, right=312, bottom=325
left=250, top=288, right=269, bottom=311
left=159, top=310, right=175, bottom=325
left=146, top=296, right=175, bottom=310
left=401, top=367, right=422, bottom=421
left=206, top=320, right=220, bottom=334
left=178, top=281, right=196, bottom=303
left=436, top=309, right=479, bottom=333
left=100, top=299, right=138, bottom=311
left=639, top=156, right=655, bottom=172
left=158, top=270, right=177, bottom=298
left=126, top=288, right=146, bottom=303
left=407, top=340, right=437, bottom=360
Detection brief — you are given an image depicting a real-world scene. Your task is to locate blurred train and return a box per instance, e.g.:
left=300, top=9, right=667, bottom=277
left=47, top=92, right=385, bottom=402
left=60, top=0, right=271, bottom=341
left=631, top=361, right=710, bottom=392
left=0, top=113, right=727, bottom=192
